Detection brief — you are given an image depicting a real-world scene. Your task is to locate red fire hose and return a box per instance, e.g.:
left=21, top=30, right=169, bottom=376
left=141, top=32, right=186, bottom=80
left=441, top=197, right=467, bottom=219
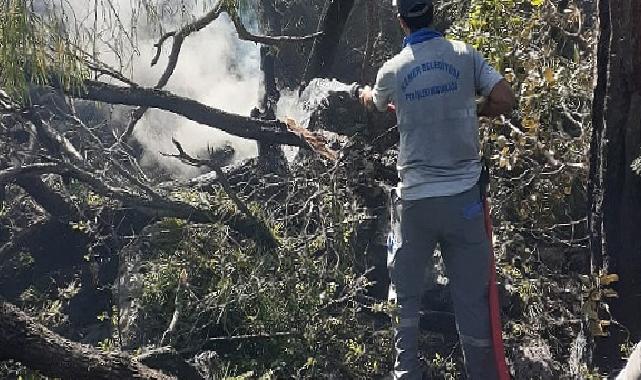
left=483, top=198, right=511, bottom=380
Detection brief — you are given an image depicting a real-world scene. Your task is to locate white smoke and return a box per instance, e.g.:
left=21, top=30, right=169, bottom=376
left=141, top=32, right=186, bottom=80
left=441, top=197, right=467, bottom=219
left=62, top=0, right=261, bottom=179
left=130, top=13, right=261, bottom=179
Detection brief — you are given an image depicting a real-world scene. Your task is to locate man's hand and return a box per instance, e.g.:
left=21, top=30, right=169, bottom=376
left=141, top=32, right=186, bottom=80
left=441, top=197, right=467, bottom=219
left=478, top=79, right=515, bottom=117
left=359, top=85, right=374, bottom=110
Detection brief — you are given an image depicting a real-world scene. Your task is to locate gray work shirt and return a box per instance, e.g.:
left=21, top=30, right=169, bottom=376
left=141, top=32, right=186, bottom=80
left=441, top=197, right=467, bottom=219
left=372, top=37, right=503, bottom=200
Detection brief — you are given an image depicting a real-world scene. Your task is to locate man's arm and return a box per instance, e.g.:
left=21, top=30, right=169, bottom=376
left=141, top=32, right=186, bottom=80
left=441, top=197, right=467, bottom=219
left=472, top=45, right=516, bottom=117
left=360, top=63, right=395, bottom=112
left=478, top=79, right=515, bottom=117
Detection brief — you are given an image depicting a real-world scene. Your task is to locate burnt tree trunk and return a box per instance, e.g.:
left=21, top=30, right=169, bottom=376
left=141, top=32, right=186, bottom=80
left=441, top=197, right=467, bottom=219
left=256, top=46, right=288, bottom=175
left=303, top=0, right=356, bottom=81
left=255, top=3, right=288, bottom=174
left=0, top=301, right=173, bottom=379
left=589, top=0, right=641, bottom=371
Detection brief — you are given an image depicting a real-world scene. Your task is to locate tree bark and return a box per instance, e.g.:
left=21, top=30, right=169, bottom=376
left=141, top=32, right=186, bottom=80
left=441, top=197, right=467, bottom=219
left=589, top=0, right=641, bottom=370
left=257, top=46, right=288, bottom=175
left=0, top=301, right=174, bottom=380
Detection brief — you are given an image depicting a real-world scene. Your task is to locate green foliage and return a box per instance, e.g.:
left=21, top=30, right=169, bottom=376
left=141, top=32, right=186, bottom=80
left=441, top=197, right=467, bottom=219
left=0, top=361, right=46, bottom=380
left=450, top=0, right=592, bottom=245
left=449, top=0, right=594, bottom=376
left=98, top=338, right=116, bottom=352
left=0, top=0, right=87, bottom=99
left=0, top=0, right=224, bottom=99
left=135, top=163, right=393, bottom=378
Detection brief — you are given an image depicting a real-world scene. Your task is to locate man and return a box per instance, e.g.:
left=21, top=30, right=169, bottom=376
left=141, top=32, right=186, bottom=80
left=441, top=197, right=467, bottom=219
left=359, top=1, right=515, bottom=379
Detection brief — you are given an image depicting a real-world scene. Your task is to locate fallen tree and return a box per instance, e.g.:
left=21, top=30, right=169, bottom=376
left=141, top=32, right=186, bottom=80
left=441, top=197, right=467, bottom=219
left=0, top=301, right=175, bottom=380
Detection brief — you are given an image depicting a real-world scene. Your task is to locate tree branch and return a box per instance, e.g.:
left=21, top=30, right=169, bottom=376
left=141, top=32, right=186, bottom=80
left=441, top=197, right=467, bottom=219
left=228, top=11, right=322, bottom=46
left=15, top=176, right=80, bottom=221
left=124, top=4, right=225, bottom=142
left=150, top=32, right=176, bottom=67
left=0, top=162, right=276, bottom=246
left=66, top=80, right=309, bottom=147
left=163, top=139, right=278, bottom=247
left=126, top=4, right=322, bottom=143
left=25, top=109, right=84, bottom=164
left=0, top=163, right=64, bottom=183
left=0, top=301, right=174, bottom=380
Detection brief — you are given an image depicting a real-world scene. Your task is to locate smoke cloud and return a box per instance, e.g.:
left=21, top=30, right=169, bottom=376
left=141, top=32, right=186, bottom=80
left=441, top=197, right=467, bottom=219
left=63, top=1, right=262, bottom=179
left=131, top=13, right=261, bottom=179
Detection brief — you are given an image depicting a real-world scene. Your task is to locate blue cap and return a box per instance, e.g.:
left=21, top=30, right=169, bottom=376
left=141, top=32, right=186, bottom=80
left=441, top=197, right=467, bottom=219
left=398, top=0, right=433, bottom=17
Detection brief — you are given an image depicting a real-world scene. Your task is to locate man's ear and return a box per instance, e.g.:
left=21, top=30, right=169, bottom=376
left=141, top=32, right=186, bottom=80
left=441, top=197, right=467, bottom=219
left=398, top=15, right=410, bottom=36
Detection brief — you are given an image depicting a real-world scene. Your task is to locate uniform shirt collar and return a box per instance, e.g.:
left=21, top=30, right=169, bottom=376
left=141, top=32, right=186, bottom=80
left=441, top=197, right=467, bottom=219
left=403, top=28, right=443, bottom=48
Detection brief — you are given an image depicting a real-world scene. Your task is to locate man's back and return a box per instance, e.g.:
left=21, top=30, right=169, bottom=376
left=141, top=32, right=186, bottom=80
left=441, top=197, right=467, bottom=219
left=373, top=38, right=503, bottom=200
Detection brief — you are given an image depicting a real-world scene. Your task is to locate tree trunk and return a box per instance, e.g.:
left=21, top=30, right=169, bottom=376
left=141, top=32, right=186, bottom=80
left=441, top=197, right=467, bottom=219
left=303, top=0, right=356, bottom=82
left=0, top=301, right=174, bottom=379
left=256, top=46, right=287, bottom=175
left=589, top=0, right=641, bottom=371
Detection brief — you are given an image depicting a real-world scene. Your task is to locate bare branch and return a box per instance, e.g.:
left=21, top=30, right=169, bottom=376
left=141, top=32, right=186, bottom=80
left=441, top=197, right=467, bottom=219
left=160, top=138, right=212, bottom=167
left=228, top=11, right=322, bottom=46
left=122, top=4, right=225, bottom=142
left=25, top=110, right=84, bottom=163
left=151, top=31, right=176, bottom=67
left=86, top=61, right=140, bottom=88
left=64, top=111, right=161, bottom=200
left=67, top=42, right=141, bottom=88
left=207, top=331, right=295, bottom=342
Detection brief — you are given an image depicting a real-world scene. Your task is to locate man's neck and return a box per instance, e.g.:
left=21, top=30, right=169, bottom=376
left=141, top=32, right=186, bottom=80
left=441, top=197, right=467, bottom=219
left=402, top=28, right=442, bottom=47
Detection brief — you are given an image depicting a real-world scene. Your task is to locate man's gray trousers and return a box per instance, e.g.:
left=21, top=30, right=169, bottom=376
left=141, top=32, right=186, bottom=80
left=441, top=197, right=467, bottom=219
left=388, top=184, right=499, bottom=380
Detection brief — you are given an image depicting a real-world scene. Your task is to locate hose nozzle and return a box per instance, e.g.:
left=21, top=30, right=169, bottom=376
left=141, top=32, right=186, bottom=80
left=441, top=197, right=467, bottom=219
left=348, top=83, right=362, bottom=99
